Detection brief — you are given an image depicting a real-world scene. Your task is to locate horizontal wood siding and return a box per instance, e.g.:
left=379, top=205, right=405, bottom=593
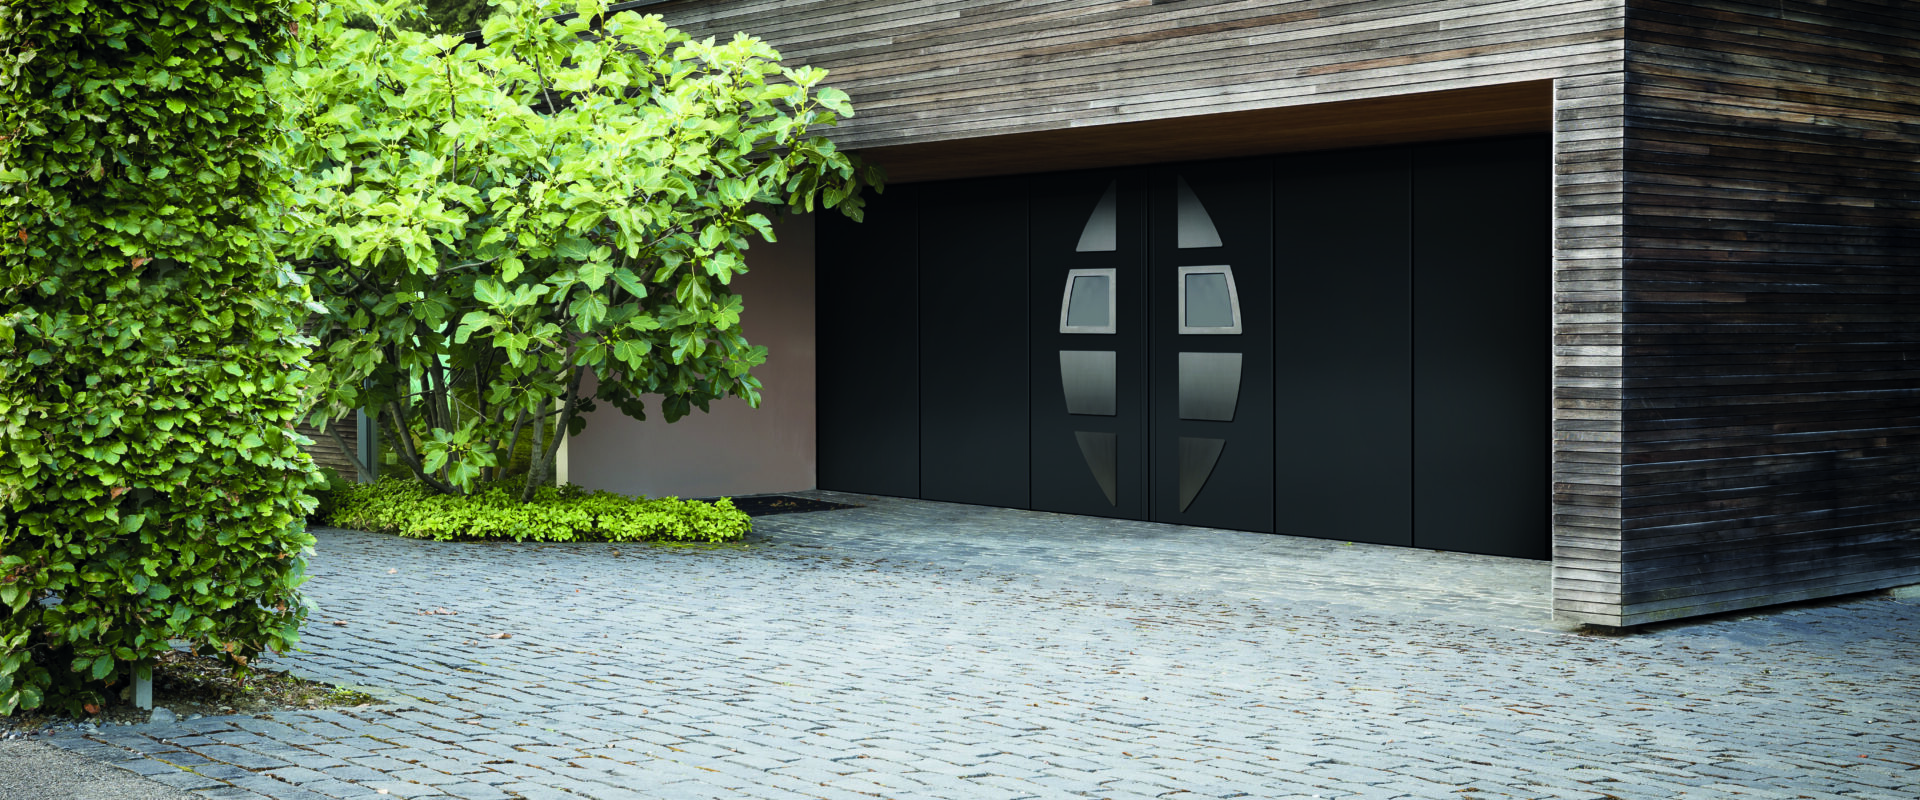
left=652, top=0, right=1622, bottom=151
left=1607, top=0, right=1920, bottom=625
left=1552, top=69, right=1631, bottom=624
left=297, top=416, right=360, bottom=480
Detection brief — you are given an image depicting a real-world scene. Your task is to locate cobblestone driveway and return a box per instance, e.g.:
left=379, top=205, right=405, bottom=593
left=45, top=493, right=1920, bottom=799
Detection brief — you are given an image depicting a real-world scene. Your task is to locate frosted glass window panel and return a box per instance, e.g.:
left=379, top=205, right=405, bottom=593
left=1067, top=275, right=1110, bottom=327
left=1175, top=176, right=1223, bottom=249
left=1176, top=266, right=1241, bottom=334
left=1185, top=274, right=1232, bottom=326
left=1059, top=268, right=1117, bottom=334
left=1059, top=350, right=1117, bottom=416
left=1075, top=181, right=1119, bottom=252
left=1177, top=437, right=1226, bottom=512
left=1075, top=431, right=1119, bottom=505
left=1178, top=352, right=1243, bottom=421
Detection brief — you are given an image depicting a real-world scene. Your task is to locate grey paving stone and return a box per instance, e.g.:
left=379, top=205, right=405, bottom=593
left=143, top=770, right=228, bottom=791
left=193, top=788, right=276, bottom=800
left=27, top=499, right=1920, bottom=800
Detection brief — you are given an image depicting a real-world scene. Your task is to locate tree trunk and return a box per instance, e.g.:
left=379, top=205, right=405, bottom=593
left=520, top=370, right=584, bottom=503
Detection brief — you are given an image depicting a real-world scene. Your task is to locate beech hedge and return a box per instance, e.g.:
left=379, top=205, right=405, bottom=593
left=0, top=1, right=319, bottom=715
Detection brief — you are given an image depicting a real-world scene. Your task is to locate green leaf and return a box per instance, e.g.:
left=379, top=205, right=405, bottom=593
left=570, top=293, right=609, bottom=332
left=578, top=261, right=613, bottom=291
left=474, top=280, right=507, bottom=307
left=610, top=268, right=647, bottom=299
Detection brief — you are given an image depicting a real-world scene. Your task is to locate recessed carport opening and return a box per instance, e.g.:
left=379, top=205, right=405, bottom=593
left=817, top=82, right=1554, bottom=559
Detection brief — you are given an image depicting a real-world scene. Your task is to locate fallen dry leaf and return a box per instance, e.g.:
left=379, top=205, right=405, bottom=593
left=330, top=620, right=348, bottom=627
left=83, top=703, right=101, bottom=715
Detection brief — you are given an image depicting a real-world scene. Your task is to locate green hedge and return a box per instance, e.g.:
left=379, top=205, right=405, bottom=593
left=326, top=479, right=753, bottom=543
left=0, top=0, right=318, bottom=716
left=307, top=468, right=351, bottom=523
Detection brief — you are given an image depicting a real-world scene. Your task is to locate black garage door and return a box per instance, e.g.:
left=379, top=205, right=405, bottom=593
left=818, top=136, right=1549, bottom=559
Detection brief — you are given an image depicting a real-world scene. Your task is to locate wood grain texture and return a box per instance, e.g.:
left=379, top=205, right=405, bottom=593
left=863, top=82, right=1553, bottom=183
left=1552, top=67, right=1631, bottom=625
left=296, top=416, right=359, bottom=480
left=648, top=0, right=1620, bottom=162
left=1598, top=0, right=1920, bottom=627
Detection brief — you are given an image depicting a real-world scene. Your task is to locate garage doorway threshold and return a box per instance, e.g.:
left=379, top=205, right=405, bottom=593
left=751, top=490, right=1562, bottom=634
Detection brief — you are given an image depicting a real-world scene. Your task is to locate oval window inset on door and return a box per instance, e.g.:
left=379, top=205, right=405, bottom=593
left=1177, top=266, right=1242, bottom=334
left=1059, top=268, right=1117, bottom=334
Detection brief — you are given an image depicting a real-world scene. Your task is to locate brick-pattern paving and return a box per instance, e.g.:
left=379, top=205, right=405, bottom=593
left=47, top=493, right=1920, bottom=799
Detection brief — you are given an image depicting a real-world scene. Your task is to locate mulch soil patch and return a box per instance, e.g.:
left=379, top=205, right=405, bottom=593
left=2, top=648, right=376, bottom=737
left=707, top=494, right=862, bottom=517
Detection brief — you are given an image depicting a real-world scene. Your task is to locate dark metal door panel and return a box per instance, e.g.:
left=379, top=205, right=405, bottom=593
left=919, top=176, right=1032, bottom=508
left=1149, top=159, right=1276, bottom=532
left=1029, top=171, right=1149, bottom=519
left=1412, top=137, right=1551, bottom=559
left=1272, top=148, right=1415, bottom=546
left=818, top=184, right=921, bottom=498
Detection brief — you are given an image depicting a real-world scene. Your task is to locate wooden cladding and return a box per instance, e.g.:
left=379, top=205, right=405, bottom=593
left=297, top=416, right=359, bottom=480
left=1559, top=0, right=1920, bottom=626
left=651, top=0, right=1619, bottom=154
left=863, top=82, right=1553, bottom=184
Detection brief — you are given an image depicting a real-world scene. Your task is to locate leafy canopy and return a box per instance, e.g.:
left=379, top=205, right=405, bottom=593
left=283, top=0, right=877, bottom=498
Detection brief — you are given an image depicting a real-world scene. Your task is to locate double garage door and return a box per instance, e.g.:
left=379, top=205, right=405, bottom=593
left=818, top=137, right=1549, bottom=559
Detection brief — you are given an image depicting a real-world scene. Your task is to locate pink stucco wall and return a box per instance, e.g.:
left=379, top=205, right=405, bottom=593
left=566, top=213, right=816, bottom=498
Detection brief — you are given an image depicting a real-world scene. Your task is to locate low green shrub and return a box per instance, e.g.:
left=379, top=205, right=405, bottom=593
left=325, top=478, right=752, bottom=543
left=307, top=468, right=351, bottom=522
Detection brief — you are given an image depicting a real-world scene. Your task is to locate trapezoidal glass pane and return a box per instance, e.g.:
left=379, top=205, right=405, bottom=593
left=1058, top=350, right=1117, bottom=416
left=1178, top=352, right=1242, bottom=422
left=1059, top=268, right=1117, bottom=334
left=1075, top=181, right=1118, bottom=252
left=1067, top=275, right=1111, bottom=328
left=1176, top=176, right=1223, bottom=249
left=1177, top=266, right=1241, bottom=334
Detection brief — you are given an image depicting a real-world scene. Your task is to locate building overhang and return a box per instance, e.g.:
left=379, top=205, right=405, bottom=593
left=860, top=81, right=1553, bottom=184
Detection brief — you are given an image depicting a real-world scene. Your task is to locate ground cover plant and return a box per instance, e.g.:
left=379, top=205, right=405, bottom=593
left=0, top=0, right=319, bottom=716
left=325, top=477, right=753, bottom=543
left=284, top=0, right=879, bottom=500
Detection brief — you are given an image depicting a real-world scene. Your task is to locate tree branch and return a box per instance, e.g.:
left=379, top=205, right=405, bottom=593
left=386, top=401, right=459, bottom=495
